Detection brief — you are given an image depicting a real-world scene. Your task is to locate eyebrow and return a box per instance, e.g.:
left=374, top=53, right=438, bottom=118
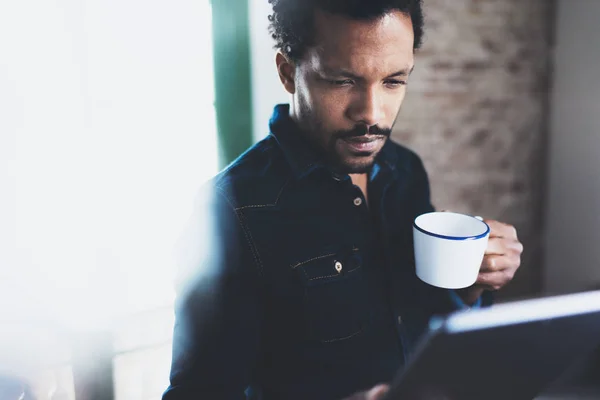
left=387, top=66, right=415, bottom=77
left=321, top=65, right=414, bottom=80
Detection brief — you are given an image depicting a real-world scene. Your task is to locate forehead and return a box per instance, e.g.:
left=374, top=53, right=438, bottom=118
left=306, top=9, right=415, bottom=74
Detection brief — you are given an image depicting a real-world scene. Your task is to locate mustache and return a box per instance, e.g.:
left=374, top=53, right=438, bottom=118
left=334, top=124, right=392, bottom=139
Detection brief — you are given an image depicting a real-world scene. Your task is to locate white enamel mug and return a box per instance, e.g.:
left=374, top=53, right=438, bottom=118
left=413, top=212, right=490, bottom=289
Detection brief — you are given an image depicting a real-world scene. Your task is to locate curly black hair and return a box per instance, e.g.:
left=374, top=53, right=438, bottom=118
left=268, top=0, right=424, bottom=61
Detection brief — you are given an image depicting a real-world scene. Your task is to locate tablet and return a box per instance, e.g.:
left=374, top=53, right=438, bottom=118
left=384, top=290, right=600, bottom=400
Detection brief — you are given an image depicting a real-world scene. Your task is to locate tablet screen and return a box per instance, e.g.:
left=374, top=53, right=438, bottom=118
left=385, top=291, right=600, bottom=400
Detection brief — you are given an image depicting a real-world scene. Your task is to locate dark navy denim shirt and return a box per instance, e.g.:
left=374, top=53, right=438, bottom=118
left=163, top=104, right=491, bottom=400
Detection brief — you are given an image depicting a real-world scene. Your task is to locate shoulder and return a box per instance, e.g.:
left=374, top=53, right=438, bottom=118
left=210, top=136, right=293, bottom=210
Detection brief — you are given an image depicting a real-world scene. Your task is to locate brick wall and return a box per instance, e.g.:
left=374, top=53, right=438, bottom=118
left=393, top=0, right=555, bottom=299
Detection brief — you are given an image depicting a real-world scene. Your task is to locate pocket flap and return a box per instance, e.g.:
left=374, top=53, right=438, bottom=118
left=292, top=247, right=362, bottom=285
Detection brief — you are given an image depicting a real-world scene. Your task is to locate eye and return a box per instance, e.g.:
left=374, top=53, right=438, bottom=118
left=328, top=79, right=354, bottom=86
left=384, top=79, right=407, bottom=88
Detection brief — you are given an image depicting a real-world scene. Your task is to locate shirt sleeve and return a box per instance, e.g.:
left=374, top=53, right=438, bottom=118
left=448, top=289, right=483, bottom=309
left=162, top=187, right=263, bottom=400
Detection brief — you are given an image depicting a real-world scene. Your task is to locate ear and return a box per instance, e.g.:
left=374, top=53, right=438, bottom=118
left=276, top=51, right=296, bottom=94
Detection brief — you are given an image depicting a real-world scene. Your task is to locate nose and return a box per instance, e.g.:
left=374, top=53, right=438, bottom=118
left=348, top=86, right=385, bottom=128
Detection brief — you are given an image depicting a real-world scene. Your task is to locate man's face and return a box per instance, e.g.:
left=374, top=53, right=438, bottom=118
left=282, top=10, right=415, bottom=174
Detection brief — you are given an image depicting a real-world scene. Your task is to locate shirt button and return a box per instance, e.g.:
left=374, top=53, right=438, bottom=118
left=334, top=261, right=343, bottom=273
left=353, top=197, right=363, bottom=206
left=397, top=316, right=403, bottom=324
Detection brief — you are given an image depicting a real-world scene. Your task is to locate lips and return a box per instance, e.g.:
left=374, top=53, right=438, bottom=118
left=341, top=136, right=384, bottom=153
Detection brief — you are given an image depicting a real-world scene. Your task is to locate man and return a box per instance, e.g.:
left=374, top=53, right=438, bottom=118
left=163, top=0, right=523, bottom=399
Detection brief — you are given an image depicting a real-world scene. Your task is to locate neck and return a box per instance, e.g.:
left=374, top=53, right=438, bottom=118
left=288, top=101, right=300, bottom=124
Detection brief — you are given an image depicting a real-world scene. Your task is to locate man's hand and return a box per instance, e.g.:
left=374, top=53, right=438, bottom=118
left=478, top=220, right=523, bottom=290
left=343, top=384, right=390, bottom=400
left=460, top=219, right=523, bottom=304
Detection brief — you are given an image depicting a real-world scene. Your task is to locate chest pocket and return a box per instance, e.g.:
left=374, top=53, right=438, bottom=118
left=292, top=247, right=370, bottom=343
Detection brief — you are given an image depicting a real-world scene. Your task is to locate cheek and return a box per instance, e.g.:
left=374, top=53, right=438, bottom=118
left=309, top=83, right=348, bottom=110
left=306, top=86, right=349, bottom=127
left=385, top=90, right=407, bottom=124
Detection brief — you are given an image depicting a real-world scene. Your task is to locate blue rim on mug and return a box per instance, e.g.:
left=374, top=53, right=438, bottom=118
left=413, top=212, right=490, bottom=241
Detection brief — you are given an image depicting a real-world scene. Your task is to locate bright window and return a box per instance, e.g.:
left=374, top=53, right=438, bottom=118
left=1, top=0, right=218, bottom=331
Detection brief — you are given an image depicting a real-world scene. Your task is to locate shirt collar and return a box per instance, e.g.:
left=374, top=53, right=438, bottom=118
left=269, top=103, right=400, bottom=181
left=269, top=104, right=322, bottom=180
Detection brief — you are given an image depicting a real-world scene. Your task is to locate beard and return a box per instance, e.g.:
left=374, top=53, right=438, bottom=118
left=298, top=112, right=392, bottom=174
left=327, top=124, right=392, bottom=173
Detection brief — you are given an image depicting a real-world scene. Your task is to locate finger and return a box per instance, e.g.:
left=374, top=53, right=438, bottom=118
left=342, top=385, right=389, bottom=400
left=480, top=254, right=519, bottom=273
left=485, top=237, right=524, bottom=256
left=480, top=255, right=508, bottom=272
left=476, top=269, right=516, bottom=291
left=367, top=384, right=390, bottom=400
left=484, top=220, right=518, bottom=240
left=485, top=237, right=506, bottom=256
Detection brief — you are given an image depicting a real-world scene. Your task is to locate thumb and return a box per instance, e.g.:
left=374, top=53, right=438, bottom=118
left=366, top=384, right=390, bottom=400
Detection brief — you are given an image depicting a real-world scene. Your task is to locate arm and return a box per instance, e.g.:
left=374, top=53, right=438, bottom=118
left=163, top=187, right=263, bottom=400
